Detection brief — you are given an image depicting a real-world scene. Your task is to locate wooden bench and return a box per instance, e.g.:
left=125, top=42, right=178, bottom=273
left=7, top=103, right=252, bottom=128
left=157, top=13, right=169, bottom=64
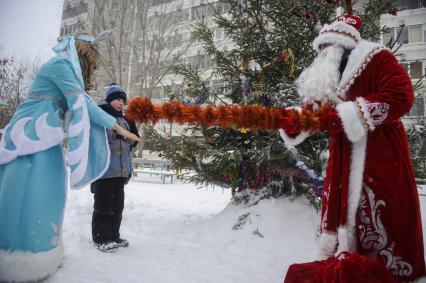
left=132, top=168, right=176, bottom=184
left=131, top=158, right=178, bottom=183
left=132, top=158, right=170, bottom=171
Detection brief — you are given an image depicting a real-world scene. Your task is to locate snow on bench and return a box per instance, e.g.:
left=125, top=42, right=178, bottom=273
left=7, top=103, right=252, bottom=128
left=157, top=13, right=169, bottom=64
left=419, top=185, right=426, bottom=197
left=131, top=158, right=177, bottom=183
left=132, top=169, right=176, bottom=184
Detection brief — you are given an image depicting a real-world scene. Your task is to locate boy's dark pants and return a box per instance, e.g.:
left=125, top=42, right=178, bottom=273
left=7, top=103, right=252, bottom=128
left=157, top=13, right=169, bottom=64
left=91, top=177, right=127, bottom=244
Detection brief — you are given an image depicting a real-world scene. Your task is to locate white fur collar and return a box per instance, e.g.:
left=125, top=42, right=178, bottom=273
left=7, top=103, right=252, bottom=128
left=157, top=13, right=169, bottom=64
left=338, top=40, right=388, bottom=100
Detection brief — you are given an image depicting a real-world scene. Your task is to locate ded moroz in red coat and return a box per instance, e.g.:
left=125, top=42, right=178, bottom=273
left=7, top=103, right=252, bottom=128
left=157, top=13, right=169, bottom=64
left=317, top=40, right=426, bottom=281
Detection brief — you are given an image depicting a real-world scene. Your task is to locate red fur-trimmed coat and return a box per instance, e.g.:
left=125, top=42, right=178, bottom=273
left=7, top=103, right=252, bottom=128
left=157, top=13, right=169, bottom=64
left=317, top=41, right=425, bottom=281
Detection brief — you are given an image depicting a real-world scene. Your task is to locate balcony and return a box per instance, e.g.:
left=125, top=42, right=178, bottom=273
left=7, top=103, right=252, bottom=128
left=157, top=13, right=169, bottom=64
left=394, top=0, right=426, bottom=11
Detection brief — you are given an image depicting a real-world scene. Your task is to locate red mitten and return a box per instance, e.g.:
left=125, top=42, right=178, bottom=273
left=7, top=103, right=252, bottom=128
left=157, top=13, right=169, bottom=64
left=277, top=110, right=301, bottom=136
left=319, top=111, right=343, bottom=133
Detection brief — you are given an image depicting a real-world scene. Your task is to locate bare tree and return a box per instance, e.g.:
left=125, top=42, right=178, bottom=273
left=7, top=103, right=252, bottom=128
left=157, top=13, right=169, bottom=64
left=0, top=56, right=40, bottom=128
left=70, top=0, right=192, bottom=99
left=132, top=0, right=192, bottom=97
left=90, top=0, right=135, bottom=88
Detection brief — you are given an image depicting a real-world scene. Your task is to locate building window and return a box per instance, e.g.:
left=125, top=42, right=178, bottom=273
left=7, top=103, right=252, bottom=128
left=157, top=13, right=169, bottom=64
left=401, top=61, right=424, bottom=79
left=206, top=55, right=215, bottom=69
left=382, top=28, right=394, bottom=45
left=62, top=1, right=88, bottom=20
left=151, top=87, right=163, bottom=100
left=396, top=26, right=409, bottom=44
left=134, top=72, right=142, bottom=85
left=423, top=26, right=426, bottom=43
left=409, top=25, right=422, bottom=43
left=187, top=55, right=198, bottom=67
left=408, top=95, right=425, bottom=117
left=215, top=28, right=224, bottom=40
left=383, top=25, right=425, bottom=45
left=410, top=61, right=423, bottom=79
left=192, top=5, right=207, bottom=20
left=61, top=23, right=84, bottom=36
left=149, top=0, right=174, bottom=6
left=190, top=32, right=200, bottom=44
left=211, top=79, right=224, bottom=91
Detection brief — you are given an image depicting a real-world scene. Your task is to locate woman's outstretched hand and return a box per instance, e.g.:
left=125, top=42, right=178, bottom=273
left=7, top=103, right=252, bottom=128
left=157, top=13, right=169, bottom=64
left=113, top=123, right=142, bottom=143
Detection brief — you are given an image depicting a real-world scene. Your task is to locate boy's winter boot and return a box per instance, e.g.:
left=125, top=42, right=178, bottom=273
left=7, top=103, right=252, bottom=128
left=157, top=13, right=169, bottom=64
left=95, top=241, right=119, bottom=252
left=115, top=238, right=129, bottom=248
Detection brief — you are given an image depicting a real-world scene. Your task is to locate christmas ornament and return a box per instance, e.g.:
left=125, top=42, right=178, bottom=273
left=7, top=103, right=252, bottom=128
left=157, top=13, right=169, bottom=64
left=258, top=48, right=296, bottom=82
left=293, top=160, right=324, bottom=186
left=183, top=92, right=208, bottom=105
left=311, top=186, right=323, bottom=197
left=236, top=162, right=321, bottom=191
left=240, top=74, right=252, bottom=97
left=304, top=10, right=318, bottom=21
left=240, top=55, right=251, bottom=72
left=388, top=5, right=398, bottom=16
left=261, top=93, right=270, bottom=107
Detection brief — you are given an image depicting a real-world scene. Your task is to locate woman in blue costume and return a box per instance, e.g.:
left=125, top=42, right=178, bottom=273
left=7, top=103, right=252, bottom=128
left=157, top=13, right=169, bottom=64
left=0, top=31, right=140, bottom=282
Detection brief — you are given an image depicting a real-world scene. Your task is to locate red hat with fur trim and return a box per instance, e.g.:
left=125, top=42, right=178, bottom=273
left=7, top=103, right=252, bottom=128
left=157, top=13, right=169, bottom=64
left=313, top=14, right=362, bottom=52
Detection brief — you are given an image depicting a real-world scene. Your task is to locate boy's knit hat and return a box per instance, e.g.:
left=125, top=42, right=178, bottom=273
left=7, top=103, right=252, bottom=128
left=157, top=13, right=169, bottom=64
left=105, top=83, right=127, bottom=104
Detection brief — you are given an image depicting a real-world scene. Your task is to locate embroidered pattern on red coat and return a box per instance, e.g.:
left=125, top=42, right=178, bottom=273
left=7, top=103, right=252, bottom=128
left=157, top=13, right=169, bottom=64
left=356, top=97, right=389, bottom=131
left=320, top=187, right=330, bottom=232
left=358, top=185, right=413, bottom=277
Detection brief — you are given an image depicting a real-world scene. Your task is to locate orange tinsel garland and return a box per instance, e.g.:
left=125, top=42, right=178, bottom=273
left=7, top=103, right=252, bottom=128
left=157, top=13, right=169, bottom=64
left=126, top=97, right=334, bottom=132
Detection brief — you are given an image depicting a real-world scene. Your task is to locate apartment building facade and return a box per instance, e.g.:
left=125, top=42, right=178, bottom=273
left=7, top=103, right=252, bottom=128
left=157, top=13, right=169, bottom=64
left=381, top=0, right=426, bottom=123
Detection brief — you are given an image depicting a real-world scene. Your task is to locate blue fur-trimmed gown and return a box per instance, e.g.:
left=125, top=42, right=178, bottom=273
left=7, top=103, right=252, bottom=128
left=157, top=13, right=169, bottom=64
left=0, top=56, right=116, bottom=282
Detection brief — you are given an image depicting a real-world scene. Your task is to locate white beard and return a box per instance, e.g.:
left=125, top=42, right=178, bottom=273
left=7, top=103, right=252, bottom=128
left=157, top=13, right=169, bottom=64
left=296, top=45, right=345, bottom=106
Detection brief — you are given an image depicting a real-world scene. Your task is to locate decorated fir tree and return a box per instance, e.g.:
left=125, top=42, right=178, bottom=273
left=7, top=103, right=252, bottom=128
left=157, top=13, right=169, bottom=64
left=142, top=0, right=397, bottom=206
left=407, top=121, right=426, bottom=182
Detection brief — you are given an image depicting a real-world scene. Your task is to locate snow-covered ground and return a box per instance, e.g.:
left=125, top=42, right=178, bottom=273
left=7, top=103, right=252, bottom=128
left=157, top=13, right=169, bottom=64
left=46, top=177, right=426, bottom=283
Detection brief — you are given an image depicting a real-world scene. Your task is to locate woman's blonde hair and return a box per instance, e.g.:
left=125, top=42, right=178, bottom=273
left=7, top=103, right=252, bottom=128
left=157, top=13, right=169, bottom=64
left=73, top=31, right=100, bottom=91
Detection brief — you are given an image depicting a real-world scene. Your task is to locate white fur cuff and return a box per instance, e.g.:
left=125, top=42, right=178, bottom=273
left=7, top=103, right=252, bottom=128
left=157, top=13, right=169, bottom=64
left=336, top=101, right=367, bottom=143
left=318, top=232, right=338, bottom=259
left=335, top=226, right=357, bottom=256
left=278, top=129, right=310, bottom=147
